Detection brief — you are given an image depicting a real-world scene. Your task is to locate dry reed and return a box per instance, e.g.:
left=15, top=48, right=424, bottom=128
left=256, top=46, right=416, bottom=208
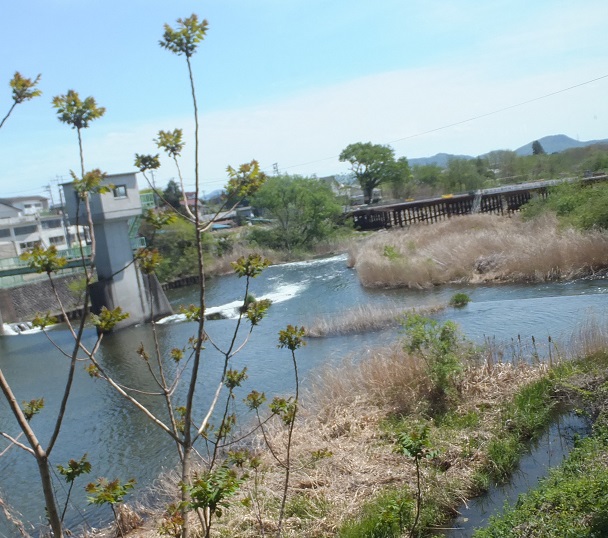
left=350, top=214, right=608, bottom=288
left=305, top=303, right=444, bottom=337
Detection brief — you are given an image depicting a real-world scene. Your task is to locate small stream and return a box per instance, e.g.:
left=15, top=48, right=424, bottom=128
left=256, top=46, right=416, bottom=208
left=444, top=412, right=590, bottom=537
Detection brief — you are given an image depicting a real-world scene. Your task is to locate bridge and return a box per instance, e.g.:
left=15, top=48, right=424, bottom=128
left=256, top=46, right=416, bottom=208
left=348, top=175, right=608, bottom=231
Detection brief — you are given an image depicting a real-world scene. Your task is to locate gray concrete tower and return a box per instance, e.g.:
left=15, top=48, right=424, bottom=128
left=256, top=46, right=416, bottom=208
left=62, top=173, right=173, bottom=330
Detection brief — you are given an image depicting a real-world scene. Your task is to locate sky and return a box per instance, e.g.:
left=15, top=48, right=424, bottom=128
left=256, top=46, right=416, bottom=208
left=0, top=0, right=607, bottom=201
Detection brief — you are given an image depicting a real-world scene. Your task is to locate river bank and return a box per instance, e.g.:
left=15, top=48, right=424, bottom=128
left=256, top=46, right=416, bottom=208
left=3, top=219, right=608, bottom=537
left=92, top=315, right=608, bottom=538
left=348, top=214, right=608, bottom=289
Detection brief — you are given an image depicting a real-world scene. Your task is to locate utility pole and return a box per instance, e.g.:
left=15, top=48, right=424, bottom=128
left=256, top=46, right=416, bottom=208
left=44, top=184, right=56, bottom=209
left=55, top=176, right=72, bottom=247
left=150, top=169, right=157, bottom=190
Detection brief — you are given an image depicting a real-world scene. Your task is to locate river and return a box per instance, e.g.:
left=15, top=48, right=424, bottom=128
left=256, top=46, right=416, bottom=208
left=0, top=254, right=607, bottom=535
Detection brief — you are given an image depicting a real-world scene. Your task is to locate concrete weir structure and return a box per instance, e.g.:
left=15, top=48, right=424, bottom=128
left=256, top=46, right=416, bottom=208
left=62, top=173, right=173, bottom=330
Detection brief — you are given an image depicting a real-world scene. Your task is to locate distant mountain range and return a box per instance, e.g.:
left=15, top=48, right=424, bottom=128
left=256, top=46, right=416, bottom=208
left=202, top=189, right=225, bottom=201
left=409, top=134, right=608, bottom=167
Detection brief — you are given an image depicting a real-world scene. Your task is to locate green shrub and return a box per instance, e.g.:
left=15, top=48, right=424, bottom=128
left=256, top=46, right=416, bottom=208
left=401, top=314, right=465, bottom=412
left=383, top=245, right=401, bottom=261
left=449, top=292, right=471, bottom=308
left=522, top=181, right=608, bottom=230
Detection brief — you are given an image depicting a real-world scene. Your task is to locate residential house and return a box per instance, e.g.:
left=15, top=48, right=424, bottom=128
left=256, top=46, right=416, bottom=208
left=0, top=195, right=49, bottom=215
left=0, top=196, right=73, bottom=259
left=319, top=175, right=381, bottom=207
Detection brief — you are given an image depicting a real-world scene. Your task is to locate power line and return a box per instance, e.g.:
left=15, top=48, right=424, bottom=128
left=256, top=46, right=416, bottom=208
left=2, top=74, right=607, bottom=196
left=387, top=73, right=608, bottom=146
left=280, top=73, right=608, bottom=172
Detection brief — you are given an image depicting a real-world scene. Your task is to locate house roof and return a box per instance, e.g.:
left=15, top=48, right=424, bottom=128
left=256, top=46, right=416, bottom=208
left=0, top=196, right=48, bottom=204
left=0, top=201, right=20, bottom=212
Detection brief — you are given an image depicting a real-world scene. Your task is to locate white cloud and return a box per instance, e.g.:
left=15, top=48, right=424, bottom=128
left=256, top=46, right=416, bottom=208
left=1, top=56, right=606, bottom=196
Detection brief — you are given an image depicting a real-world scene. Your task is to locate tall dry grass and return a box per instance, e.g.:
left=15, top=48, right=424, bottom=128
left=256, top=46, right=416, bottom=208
left=305, top=303, right=444, bottom=337
left=564, top=315, right=608, bottom=360
left=350, top=214, right=608, bottom=288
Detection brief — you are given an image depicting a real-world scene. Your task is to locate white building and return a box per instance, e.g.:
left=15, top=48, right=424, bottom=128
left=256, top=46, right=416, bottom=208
left=0, top=195, right=49, bottom=216
left=0, top=196, right=73, bottom=258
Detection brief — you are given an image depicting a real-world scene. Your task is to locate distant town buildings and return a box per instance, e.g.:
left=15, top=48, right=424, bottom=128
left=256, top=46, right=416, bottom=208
left=0, top=195, right=79, bottom=259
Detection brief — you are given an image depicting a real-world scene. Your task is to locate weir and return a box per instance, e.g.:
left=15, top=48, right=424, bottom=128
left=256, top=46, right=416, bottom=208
left=62, top=173, right=173, bottom=330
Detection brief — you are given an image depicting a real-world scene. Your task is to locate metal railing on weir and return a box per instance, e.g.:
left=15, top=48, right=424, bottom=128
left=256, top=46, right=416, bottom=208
left=0, top=237, right=147, bottom=287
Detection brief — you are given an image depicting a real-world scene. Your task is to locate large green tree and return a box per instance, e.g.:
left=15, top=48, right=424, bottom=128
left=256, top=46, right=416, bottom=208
left=413, top=163, right=443, bottom=194
left=251, top=175, right=343, bottom=251
left=339, top=142, right=398, bottom=204
left=486, top=150, right=521, bottom=183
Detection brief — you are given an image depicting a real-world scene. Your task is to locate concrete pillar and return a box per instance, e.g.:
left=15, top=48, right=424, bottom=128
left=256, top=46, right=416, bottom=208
left=62, top=173, right=173, bottom=332
left=89, top=219, right=173, bottom=330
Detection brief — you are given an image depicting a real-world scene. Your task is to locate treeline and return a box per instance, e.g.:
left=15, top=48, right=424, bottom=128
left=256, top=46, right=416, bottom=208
left=411, top=143, right=608, bottom=197
left=142, top=174, right=351, bottom=281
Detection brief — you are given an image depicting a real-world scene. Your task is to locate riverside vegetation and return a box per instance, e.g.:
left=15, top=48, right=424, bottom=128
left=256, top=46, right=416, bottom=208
left=3, top=13, right=608, bottom=538
left=114, top=314, right=608, bottom=538
left=349, top=213, right=608, bottom=289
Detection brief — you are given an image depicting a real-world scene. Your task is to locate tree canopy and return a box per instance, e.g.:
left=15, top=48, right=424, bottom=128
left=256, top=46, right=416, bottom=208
left=443, top=158, right=485, bottom=193
left=250, top=174, right=343, bottom=251
left=386, top=156, right=414, bottom=199
left=339, top=142, right=400, bottom=204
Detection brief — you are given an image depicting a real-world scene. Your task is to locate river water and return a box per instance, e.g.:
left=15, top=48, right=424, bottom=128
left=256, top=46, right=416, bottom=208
left=0, top=254, right=607, bottom=535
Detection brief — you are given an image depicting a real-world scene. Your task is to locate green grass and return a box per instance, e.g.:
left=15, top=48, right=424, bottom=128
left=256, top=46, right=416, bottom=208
left=435, top=409, right=481, bottom=429
left=338, top=489, right=414, bottom=538
left=484, top=437, right=523, bottom=482
left=474, top=432, right=608, bottom=537
left=283, top=492, right=330, bottom=520
left=478, top=378, right=557, bottom=483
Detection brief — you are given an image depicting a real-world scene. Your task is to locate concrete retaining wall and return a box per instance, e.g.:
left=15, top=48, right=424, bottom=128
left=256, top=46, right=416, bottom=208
left=0, top=274, right=85, bottom=323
